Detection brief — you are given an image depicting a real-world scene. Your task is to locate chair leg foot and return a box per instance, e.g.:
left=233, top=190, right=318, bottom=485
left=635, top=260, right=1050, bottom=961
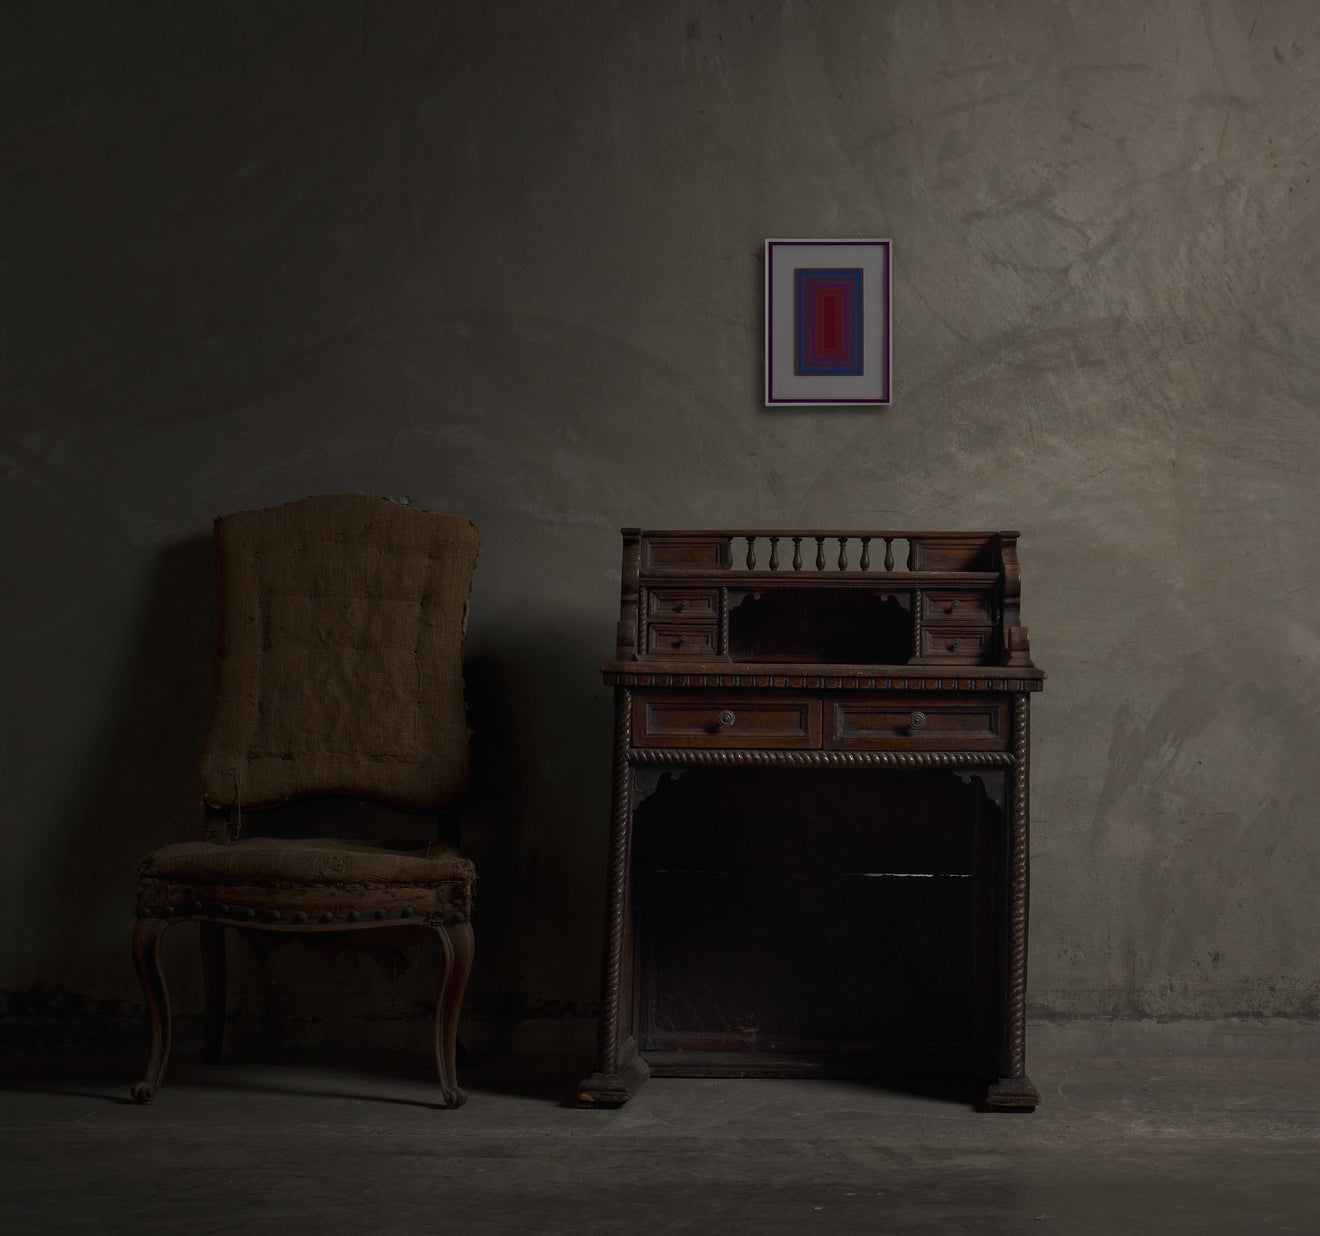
left=432, top=919, right=474, bottom=1107
left=131, top=917, right=174, bottom=1104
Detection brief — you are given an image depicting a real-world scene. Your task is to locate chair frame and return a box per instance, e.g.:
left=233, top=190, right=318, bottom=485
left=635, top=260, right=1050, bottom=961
left=131, top=860, right=473, bottom=1106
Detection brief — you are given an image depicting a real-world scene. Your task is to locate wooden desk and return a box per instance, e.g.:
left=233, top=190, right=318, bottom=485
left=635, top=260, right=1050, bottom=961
left=578, top=530, right=1044, bottom=1110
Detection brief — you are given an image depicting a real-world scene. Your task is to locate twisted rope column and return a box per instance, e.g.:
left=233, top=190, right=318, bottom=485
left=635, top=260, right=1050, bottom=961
left=597, top=688, right=633, bottom=1074
left=1007, top=692, right=1030, bottom=1079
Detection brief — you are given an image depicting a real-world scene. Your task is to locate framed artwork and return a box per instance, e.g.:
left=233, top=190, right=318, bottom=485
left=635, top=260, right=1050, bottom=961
left=765, top=239, right=891, bottom=406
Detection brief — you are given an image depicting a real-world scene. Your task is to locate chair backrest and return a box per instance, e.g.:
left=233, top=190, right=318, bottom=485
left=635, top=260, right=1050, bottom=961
left=197, top=494, right=479, bottom=812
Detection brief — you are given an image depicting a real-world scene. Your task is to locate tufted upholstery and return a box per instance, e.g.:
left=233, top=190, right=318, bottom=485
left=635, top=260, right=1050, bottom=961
left=195, top=494, right=479, bottom=811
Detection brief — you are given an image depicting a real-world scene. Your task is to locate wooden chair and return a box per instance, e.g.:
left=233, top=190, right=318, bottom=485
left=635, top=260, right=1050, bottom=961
left=130, top=494, right=479, bottom=1107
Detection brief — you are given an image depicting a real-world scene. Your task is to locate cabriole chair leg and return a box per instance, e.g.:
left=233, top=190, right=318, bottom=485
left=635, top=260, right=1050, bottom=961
left=130, top=917, right=174, bottom=1104
left=432, top=919, right=475, bottom=1109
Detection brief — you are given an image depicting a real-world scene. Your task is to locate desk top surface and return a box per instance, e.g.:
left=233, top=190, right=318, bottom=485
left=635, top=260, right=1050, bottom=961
left=603, top=661, right=1045, bottom=689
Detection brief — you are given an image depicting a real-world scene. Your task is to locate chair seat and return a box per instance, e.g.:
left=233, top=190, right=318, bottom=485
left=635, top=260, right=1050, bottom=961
left=138, top=837, right=475, bottom=888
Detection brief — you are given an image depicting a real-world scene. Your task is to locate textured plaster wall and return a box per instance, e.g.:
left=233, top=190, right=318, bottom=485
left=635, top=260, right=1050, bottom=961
left=3, top=1, right=1319, bottom=1048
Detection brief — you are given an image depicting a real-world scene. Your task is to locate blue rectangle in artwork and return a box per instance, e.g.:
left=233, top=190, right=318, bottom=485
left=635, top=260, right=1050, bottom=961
left=794, top=268, right=864, bottom=376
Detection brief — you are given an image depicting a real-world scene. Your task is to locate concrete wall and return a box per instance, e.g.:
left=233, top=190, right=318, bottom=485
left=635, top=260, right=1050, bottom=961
left=4, top=1, right=1319, bottom=1052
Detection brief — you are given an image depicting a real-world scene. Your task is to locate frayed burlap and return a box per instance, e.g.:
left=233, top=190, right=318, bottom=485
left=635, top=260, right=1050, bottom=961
left=195, top=494, right=478, bottom=810
left=139, top=837, right=475, bottom=886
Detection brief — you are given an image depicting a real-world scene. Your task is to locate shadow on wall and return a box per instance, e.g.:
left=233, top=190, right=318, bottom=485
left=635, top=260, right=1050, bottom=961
left=202, top=627, right=613, bottom=1056
left=462, top=634, right=613, bottom=1049
left=2, top=535, right=612, bottom=1055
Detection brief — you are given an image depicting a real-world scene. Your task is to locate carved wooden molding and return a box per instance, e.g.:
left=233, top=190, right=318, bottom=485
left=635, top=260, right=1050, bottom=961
left=628, top=749, right=1014, bottom=769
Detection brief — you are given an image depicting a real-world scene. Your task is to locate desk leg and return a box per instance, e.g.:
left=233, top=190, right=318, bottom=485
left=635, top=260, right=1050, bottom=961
left=579, top=688, right=650, bottom=1108
left=578, top=1036, right=651, bottom=1108
left=987, top=693, right=1038, bottom=1112
left=985, top=1075, right=1040, bottom=1110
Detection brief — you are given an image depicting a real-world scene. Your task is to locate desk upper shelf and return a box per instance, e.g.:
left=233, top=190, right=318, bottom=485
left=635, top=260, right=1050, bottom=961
left=614, top=528, right=1036, bottom=671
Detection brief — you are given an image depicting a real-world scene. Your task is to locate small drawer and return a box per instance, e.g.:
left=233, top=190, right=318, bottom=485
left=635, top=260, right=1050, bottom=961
left=633, top=693, right=822, bottom=749
left=647, top=624, right=718, bottom=657
left=642, top=535, right=731, bottom=571
left=647, top=589, right=719, bottom=620
left=826, top=695, right=1008, bottom=751
left=917, top=626, right=990, bottom=662
left=923, top=590, right=991, bottom=624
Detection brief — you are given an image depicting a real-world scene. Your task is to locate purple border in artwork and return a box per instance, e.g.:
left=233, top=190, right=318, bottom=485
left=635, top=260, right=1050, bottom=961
left=766, top=240, right=891, bottom=405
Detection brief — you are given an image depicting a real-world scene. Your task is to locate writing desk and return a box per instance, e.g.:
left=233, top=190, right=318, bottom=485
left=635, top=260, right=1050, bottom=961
left=578, top=530, right=1044, bottom=1110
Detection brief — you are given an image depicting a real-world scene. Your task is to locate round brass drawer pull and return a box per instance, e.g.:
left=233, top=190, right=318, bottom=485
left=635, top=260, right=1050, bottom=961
left=908, top=711, right=927, bottom=729
left=716, top=710, right=737, bottom=728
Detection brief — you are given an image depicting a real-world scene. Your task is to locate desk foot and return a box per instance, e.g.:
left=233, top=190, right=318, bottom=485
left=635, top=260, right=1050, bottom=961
left=984, top=1076, right=1040, bottom=1111
left=578, top=1041, right=651, bottom=1108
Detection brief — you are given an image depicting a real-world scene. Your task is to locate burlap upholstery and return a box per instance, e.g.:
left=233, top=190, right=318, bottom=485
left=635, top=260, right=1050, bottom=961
left=139, top=837, right=475, bottom=887
left=196, top=494, right=479, bottom=810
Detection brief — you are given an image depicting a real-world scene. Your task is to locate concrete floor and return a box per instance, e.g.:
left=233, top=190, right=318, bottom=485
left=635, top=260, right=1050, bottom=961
left=1, top=1053, right=1317, bottom=1234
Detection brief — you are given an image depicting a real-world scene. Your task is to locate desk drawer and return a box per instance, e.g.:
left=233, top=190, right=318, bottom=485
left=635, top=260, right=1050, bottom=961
left=826, top=695, right=1008, bottom=750
left=633, top=693, right=822, bottom=749
left=923, top=590, right=992, bottom=623
left=917, top=626, right=991, bottom=662
left=647, top=589, right=719, bottom=620
left=647, top=624, right=718, bottom=657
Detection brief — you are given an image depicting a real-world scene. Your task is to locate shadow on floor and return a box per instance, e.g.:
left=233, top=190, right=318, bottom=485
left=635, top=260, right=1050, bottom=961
left=0, top=1050, right=597, bottom=1109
